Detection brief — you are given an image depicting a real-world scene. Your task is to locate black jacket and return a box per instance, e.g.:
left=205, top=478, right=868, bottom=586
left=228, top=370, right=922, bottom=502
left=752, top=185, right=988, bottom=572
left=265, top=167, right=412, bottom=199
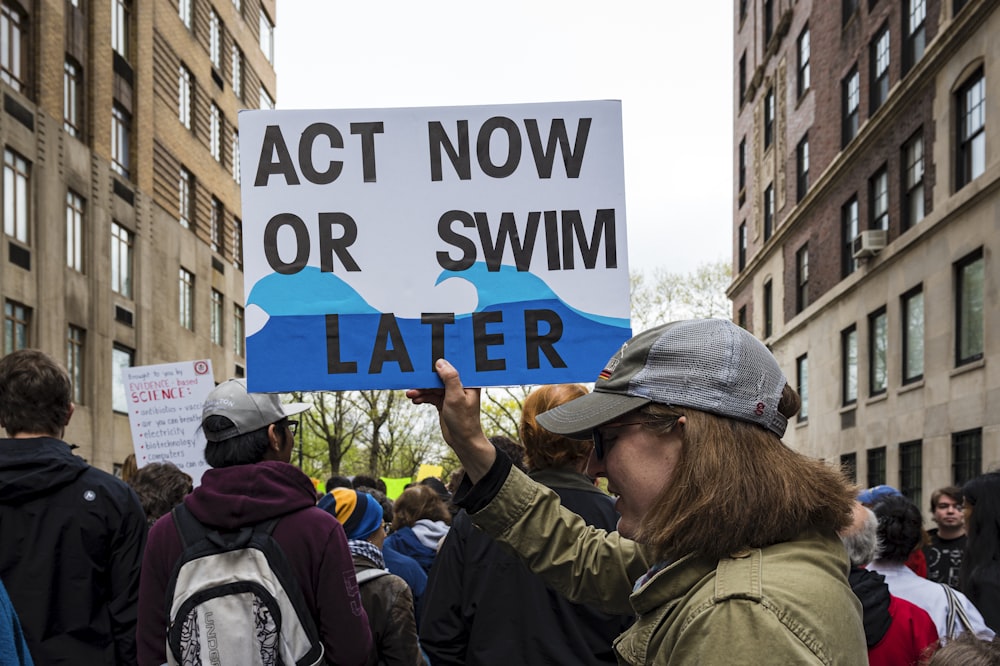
left=354, top=555, right=423, bottom=666
left=0, top=437, right=146, bottom=665
left=419, top=468, right=632, bottom=665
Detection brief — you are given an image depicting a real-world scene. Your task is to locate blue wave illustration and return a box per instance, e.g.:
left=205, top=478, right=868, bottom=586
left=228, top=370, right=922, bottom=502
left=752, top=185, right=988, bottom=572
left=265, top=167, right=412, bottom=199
left=246, top=263, right=631, bottom=392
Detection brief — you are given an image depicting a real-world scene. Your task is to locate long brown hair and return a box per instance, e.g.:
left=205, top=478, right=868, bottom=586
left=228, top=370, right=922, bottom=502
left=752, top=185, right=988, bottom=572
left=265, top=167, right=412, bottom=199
left=519, top=384, right=592, bottom=471
left=634, top=387, right=855, bottom=562
left=393, top=484, right=451, bottom=530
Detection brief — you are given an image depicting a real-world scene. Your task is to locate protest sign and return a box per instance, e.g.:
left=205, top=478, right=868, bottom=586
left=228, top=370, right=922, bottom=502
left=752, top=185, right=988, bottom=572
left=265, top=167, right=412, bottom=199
left=239, top=100, right=632, bottom=392
left=123, top=360, right=215, bottom=485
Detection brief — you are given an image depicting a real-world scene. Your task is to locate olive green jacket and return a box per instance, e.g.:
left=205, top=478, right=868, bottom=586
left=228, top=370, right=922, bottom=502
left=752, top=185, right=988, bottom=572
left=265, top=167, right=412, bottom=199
left=470, top=466, right=867, bottom=665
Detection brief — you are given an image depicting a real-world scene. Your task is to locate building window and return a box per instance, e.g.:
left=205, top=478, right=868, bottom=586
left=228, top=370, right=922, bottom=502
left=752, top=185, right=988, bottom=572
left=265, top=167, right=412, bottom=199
left=259, top=87, right=274, bottom=110
left=867, top=447, right=887, bottom=487
left=738, top=137, right=747, bottom=206
left=955, top=248, right=984, bottom=365
left=231, top=129, right=241, bottom=183
left=763, top=279, right=773, bottom=338
left=738, top=222, right=747, bottom=272
left=843, top=67, right=860, bottom=146
left=737, top=305, right=747, bottom=330
left=764, top=88, right=774, bottom=150
left=952, top=429, right=982, bottom=484
left=870, top=26, right=890, bottom=113
left=209, top=9, right=221, bottom=69
left=956, top=68, right=985, bottom=189
left=3, top=299, right=29, bottom=354
left=763, top=184, right=774, bottom=241
left=211, top=289, right=223, bottom=346
left=63, top=58, right=83, bottom=137
left=869, top=307, right=888, bottom=395
left=179, top=267, right=194, bottom=331
left=796, top=134, right=809, bottom=202
left=231, top=45, right=243, bottom=99
left=234, top=303, right=245, bottom=356
left=111, top=222, right=133, bottom=298
left=111, top=103, right=130, bottom=178
left=0, top=1, right=26, bottom=92
left=740, top=0, right=748, bottom=23
left=179, top=65, right=192, bottom=129
left=3, top=148, right=30, bottom=243
left=179, top=167, right=193, bottom=229
left=842, top=324, right=858, bottom=406
left=111, top=0, right=129, bottom=60
left=842, top=196, right=859, bottom=277
left=902, top=286, right=924, bottom=383
left=954, top=0, right=969, bottom=14
left=841, top=453, right=858, bottom=484
left=66, top=190, right=85, bottom=272
left=870, top=166, right=888, bottom=231
left=233, top=217, right=243, bottom=269
left=111, top=343, right=133, bottom=413
left=796, top=354, right=809, bottom=423
left=903, top=131, right=925, bottom=230
left=210, top=197, right=223, bottom=252
left=797, top=27, right=810, bottom=98
left=259, top=8, right=274, bottom=64
left=233, top=0, right=241, bottom=11
left=764, top=0, right=774, bottom=42
left=796, top=244, right=809, bottom=313
left=899, top=441, right=922, bottom=507
left=904, top=0, right=926, bottom=73
left=739, top=52, right=746, bottom=107
left=67, top=325, right=85, bottom=404
left=179, top=0, right=191, bottom=29
left=210, top=103, right=221, bottom=161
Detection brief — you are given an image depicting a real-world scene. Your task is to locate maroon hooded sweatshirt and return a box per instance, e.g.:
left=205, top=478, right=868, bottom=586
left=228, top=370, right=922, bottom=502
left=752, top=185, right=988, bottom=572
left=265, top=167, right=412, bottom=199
left=137, top=460, right=372, bottom=665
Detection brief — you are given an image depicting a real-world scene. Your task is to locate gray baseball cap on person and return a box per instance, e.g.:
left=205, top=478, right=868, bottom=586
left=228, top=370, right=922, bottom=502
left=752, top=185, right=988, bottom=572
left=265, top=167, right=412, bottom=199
left=201, top=378, right=309, bottom=442
left=536, top=319, right=790, bottom=439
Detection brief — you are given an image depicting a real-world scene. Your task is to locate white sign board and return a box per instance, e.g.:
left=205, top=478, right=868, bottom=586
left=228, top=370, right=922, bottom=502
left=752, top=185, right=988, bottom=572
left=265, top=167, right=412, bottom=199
left=238, top=100, right=632, bottom=392
left=123, top=360, right=215, bottom=485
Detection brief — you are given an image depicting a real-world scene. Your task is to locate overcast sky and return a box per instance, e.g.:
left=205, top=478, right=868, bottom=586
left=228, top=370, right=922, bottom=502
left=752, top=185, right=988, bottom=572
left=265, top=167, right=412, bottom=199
left=273, top=2, right=734, bottom=275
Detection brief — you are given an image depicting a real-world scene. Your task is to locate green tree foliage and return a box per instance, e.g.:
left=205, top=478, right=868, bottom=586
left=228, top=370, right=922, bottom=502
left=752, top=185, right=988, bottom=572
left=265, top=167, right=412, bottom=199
left=630, top=259, right=732, bottom=330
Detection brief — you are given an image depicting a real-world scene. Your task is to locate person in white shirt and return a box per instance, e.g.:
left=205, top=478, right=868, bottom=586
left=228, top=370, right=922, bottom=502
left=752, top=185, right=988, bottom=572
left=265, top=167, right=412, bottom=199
left=869, top=494, right=994, bottom=641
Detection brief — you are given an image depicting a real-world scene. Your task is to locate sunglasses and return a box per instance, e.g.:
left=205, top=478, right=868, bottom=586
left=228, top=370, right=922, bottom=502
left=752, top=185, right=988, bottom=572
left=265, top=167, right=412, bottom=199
left=591, top=420, right=661, bottom=460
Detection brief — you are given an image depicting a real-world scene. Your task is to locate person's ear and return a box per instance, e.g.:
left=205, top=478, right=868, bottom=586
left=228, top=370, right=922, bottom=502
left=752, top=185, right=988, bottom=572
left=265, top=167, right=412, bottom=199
left=267, top=423, right=283, bottom=452
left=65, top=403, right=75, bottom=426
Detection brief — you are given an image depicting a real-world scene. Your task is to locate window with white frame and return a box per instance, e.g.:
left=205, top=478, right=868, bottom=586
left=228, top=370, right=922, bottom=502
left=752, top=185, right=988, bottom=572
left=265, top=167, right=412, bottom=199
left=842, top=325, right=858, bottom=405
left=179, top=65, right=192, bottom=129
left=231, top=129, right=241, bottom=183
left=179, top=0, right=192, bottom=29
left=179, top=267, right=195, bottom=331
left=179, top=167, right=193, bottom=229
left=210, top=196, right=223, bottom=252
left=871, top=26, right=890, bottom=111
left=111, top=103, right=130, bottom=177
left=209, top=9, right=221, bottom=69
left=797, top=27, right=810, bottom=98
left=211, top=289, right=223, bottom=345
left=67, top=325, right=85, bottom=404
left=902, top=285, right=923, bottom=383
left=956, top=68, right=985, bottom=189
left=66, top=189, right=85, bottom=271
left=231, top=44, right=243, bottom=99
left=259, top=8, right=274, bottom=64
left=233, top=216, right=243, bottom=269
left=259, top=87, right=274, bottom=110
left=869, top=307, right=888, bottom=395
left=210, top=103, right=221, bottom=161
left=111, top=0, right=130, bottom=60
left=796, top=354, right=809, bottom=422
left=111, top=221, right=133, bottom=298
left=843, top=67, right=860, bottom=146
left=64, top=58, right=83, bottom=137
left=3, top=299, right=30, bottom=354
left=904, top=0, right=926, bottom=73
left=111, top=344, right=133, bottom=413
left=903, top=131, right=924, bottom=230
left=870, top=166, right=888, bottom=231
left=842, top=196, right=859, bottom=277
left=234, top=303, right=245, bottom=356
left=0, top=1, right=27, bottom=92
left=3, top=147, right=30, bottom=243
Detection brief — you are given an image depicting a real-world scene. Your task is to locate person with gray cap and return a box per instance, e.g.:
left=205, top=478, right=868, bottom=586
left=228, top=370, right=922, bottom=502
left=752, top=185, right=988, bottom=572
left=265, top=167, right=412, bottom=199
left=407, top=318, right=867, bottom=664
left=137, top=379, right=372, bottom=666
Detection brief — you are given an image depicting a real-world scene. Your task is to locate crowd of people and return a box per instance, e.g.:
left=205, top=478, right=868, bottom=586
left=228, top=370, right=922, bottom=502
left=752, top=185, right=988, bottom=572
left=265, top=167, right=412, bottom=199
left=1, top=319, right=999, bottom=664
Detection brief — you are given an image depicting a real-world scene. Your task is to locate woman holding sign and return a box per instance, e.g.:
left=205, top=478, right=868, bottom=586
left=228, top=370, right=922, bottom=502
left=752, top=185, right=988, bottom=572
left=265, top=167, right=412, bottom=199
left=407, top=318, right=866, bottom=664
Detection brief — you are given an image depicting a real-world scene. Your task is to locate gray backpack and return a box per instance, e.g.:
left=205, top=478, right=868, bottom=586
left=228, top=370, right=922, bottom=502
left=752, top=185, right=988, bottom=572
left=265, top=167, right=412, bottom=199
left=165, top=505, right=325, bottom=666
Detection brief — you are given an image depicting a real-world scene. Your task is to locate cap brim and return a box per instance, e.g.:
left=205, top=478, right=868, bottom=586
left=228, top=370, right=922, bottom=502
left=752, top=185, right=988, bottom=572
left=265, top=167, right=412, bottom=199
left=282, top=402, right=310, bottom=417
left=535, top=391, right=651, bottom=440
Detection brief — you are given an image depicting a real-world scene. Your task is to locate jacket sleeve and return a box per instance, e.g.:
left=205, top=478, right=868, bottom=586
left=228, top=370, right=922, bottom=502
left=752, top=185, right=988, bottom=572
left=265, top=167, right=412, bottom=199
left=961, top=581, right=999, bottom=639
left=137, top=515, right=178, bottom=666
left=109, top=487, right=147, bottom=665
left=418, top=522, right=469, bottom=665
left=318, top=523, right=374, bottom=665
left=469, top=466, right=649, bottom=615
left=380, top=580, right=423, bottom=666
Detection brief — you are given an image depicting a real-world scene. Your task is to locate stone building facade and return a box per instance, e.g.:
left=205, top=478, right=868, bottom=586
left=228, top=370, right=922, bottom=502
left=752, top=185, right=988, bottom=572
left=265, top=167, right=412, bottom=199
left=732, top=0, right=999, bottom=507
left=0, top=0, right=276, bottom=471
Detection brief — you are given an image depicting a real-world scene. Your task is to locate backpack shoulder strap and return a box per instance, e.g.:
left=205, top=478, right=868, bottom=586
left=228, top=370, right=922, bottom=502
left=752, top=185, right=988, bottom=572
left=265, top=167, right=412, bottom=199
left=355, top=568, right=391, bottom=584
left=171, top=503, right=208, bottom=548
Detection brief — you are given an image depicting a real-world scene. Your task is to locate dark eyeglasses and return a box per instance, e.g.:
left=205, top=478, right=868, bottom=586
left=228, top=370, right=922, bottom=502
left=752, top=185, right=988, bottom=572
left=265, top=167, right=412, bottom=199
left=591, top=420, right=661, bottom=460
left=285, top=420, right=298, bottom=437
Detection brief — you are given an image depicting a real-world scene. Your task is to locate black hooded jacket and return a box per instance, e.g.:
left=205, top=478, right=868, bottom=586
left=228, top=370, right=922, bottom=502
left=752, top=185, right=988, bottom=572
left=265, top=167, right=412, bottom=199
left=848, top=566, right=893, bottom=648
left=0, top=437, right=147, bottom=665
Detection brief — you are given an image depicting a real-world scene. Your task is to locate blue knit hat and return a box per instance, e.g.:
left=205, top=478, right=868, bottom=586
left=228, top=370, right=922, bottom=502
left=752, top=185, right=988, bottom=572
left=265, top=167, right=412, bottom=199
left=858, top=485, right=902, bottom=505
left=319, top=488, right=384, bottom=540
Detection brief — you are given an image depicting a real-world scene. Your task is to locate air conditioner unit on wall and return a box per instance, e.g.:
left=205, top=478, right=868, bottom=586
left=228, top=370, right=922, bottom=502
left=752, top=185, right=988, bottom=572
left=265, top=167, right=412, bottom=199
left=852, top=229, right=888, bottom=259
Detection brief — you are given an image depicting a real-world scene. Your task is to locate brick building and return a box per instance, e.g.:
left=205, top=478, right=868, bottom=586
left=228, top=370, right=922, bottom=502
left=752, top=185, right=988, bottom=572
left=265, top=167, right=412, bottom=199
left=731, top=0, right=999, bottom=507
left=0, top=0, right=276, bottom=472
